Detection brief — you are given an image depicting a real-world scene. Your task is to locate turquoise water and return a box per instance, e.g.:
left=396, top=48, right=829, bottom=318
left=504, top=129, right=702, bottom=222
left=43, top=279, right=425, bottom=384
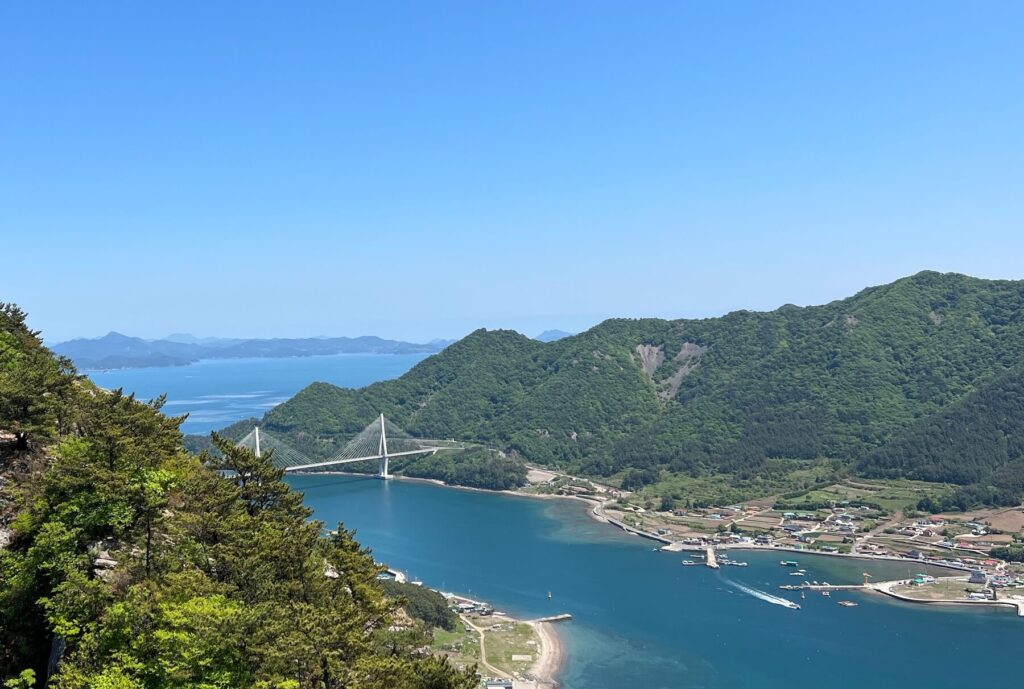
left=86, top=353, right=429, bottom=434
left=289, top=474, right=1022, bottom=689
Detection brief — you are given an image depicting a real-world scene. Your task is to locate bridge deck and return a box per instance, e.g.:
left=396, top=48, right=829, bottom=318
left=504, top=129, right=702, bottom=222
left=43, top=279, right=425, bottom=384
left=282, top=447, right=442, bottom=472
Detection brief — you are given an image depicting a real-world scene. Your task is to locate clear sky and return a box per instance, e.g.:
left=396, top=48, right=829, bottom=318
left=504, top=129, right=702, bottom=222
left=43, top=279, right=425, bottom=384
left=3, top=2, right=1023, bottom=343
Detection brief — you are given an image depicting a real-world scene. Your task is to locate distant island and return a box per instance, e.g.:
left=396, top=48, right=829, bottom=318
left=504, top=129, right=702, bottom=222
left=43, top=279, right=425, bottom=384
left=535, top=329, right=574, bottom=342
left=51, top=331, right=454, bottom=370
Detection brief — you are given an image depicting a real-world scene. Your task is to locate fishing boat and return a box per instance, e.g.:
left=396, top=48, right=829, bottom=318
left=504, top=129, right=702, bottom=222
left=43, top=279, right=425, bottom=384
left=839, top=600, right=858, bottom=607
left=682, top=561, right=700, bottom=566
left=780, top=560, right=799, bottom=567
left=822, top=591, right=831, bottom=597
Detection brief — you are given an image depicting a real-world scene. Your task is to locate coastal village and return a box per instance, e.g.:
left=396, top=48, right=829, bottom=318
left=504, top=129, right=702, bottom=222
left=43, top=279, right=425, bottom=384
left=521, top=468, right=1024, bottom=614
left=397, top=469, right=1024, bottom=687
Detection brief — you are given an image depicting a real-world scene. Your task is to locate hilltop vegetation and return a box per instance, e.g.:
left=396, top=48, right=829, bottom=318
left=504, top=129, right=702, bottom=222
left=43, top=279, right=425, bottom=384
left=396, top=448, right=527, bottom=491
left=0, top=304, right=475, bottom=688
left=256, top=272, right=1024, bottom=507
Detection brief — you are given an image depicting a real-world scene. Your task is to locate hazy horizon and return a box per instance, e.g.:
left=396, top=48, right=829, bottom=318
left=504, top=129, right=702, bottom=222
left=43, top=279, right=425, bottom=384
left=38, top=267, right=1021, bottom=345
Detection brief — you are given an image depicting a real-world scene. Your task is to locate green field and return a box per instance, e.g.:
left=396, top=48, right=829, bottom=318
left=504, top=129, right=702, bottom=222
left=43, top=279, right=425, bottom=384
left=775, top=479, right=953, bottom=513
left=431, top=625, right=480, bottom=674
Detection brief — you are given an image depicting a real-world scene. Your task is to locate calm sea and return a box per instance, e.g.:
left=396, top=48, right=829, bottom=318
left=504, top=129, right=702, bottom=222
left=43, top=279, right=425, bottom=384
left=289, top=474, right=1023, bottom=689
left=86, top=353, right=429, bottom=434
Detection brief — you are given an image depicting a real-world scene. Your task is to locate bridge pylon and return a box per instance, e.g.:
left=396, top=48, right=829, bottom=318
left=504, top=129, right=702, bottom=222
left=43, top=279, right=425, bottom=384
left=377, top=413, right=390, bottom=479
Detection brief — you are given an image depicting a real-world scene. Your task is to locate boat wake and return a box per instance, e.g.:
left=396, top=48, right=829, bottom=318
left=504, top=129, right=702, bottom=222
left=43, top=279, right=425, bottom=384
left=723, top=579, right=801, bottom=610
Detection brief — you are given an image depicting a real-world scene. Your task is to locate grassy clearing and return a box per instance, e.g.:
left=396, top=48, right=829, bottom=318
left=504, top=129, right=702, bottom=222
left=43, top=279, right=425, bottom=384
left=632, top=461, right=843, bottom=508
left=480, top=621, right=538, bottom=675
left=436, top=615, right=542, bottom=678
left=891, top=579, right=983, bottom=601
left=431, top=625, right=480, bottom=674
left=777, top=478, right=953, bottom=513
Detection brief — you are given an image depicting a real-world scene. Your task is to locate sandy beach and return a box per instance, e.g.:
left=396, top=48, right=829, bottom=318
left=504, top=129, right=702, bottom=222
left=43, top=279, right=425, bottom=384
left=459, top=610, right=566, bottom=688
left=527, top=620, right=565, bottom=689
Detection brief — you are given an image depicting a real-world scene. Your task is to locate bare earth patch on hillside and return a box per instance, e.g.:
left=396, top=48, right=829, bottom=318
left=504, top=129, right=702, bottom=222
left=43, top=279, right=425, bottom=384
left=634, top=344, right=665, bottom=377
left=660, top=342, right=708, bottom=400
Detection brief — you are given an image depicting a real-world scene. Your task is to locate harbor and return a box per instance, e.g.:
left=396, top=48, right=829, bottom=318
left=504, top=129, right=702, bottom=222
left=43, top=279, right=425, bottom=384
left=680, top=552, right=1024, bottom=618
left=289, top=471, right=1024, bottom=689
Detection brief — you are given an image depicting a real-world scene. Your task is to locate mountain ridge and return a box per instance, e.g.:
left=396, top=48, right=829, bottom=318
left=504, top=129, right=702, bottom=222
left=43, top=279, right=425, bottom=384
left=52, top=331, right=449, bottom=370
left=244, top=271, right=1024, bottom=507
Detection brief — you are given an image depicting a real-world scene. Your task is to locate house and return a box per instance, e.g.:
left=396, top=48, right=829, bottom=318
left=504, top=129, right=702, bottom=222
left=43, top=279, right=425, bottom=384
left=968, top=570, right=988, bottom=584
left=485, top=680, right=514, bottom=689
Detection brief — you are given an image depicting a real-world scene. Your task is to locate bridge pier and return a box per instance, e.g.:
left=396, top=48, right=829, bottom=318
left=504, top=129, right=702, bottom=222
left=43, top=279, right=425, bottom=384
left=379, top=455, right=391, bottom=479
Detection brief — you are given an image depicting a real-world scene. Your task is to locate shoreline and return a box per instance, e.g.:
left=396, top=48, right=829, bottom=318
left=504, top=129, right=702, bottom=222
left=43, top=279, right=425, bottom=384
left=295, top=470, right=990, bottom=575
left=528, top=619, right=565, bottom=689
left=869, top=579, right=1024, bottom=616
left=676, top=542, right=974, bottom=572
left=447, top=593, right=566, bottom=688
left=301, top=467, right=1020, bottom=689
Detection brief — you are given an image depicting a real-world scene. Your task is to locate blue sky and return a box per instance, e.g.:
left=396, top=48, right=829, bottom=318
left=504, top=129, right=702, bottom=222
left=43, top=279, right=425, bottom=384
left=3, top=2, right=1023, bottom=343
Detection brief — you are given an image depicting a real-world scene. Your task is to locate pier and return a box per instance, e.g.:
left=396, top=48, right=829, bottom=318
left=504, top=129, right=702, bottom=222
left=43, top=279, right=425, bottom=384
left=532, top=613, right=573, bottom=623
left=706, top=546, right=719, bottom=569
left=779, top=583, right=863, bottom=592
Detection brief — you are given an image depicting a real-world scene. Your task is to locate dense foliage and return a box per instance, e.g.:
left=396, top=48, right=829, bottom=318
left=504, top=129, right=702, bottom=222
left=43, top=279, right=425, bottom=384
left=397, top=448, right=527, bottom=491
left=991, top=543, right=1024, bottom=563
left=254, top=273, right=1024, bottom=504
left=861, top=367, right=1024, bottom=510
left=378, top=581, right=458, bottom=632
left=0, top=304, right=475, bottom=688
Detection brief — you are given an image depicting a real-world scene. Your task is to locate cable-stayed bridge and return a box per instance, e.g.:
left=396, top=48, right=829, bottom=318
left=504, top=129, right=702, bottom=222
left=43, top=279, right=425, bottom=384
left=235, top=414, right=460, bottom=478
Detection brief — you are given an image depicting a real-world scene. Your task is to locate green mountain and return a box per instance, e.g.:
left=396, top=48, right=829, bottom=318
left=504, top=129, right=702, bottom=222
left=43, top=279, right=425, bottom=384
left=0, top=304, right=474, bottom=687
left=259, top=272, right=1024, bottom=499
left=860, top=365, right=1024, bottom=510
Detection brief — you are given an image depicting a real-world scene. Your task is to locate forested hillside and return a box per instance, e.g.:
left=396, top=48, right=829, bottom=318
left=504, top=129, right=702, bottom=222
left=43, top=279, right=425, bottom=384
left=860, top=366, right=1024, bottom=509
left=257, top=272, right=1024, bottom=503
left=0, top=303, right=474, bottom=688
